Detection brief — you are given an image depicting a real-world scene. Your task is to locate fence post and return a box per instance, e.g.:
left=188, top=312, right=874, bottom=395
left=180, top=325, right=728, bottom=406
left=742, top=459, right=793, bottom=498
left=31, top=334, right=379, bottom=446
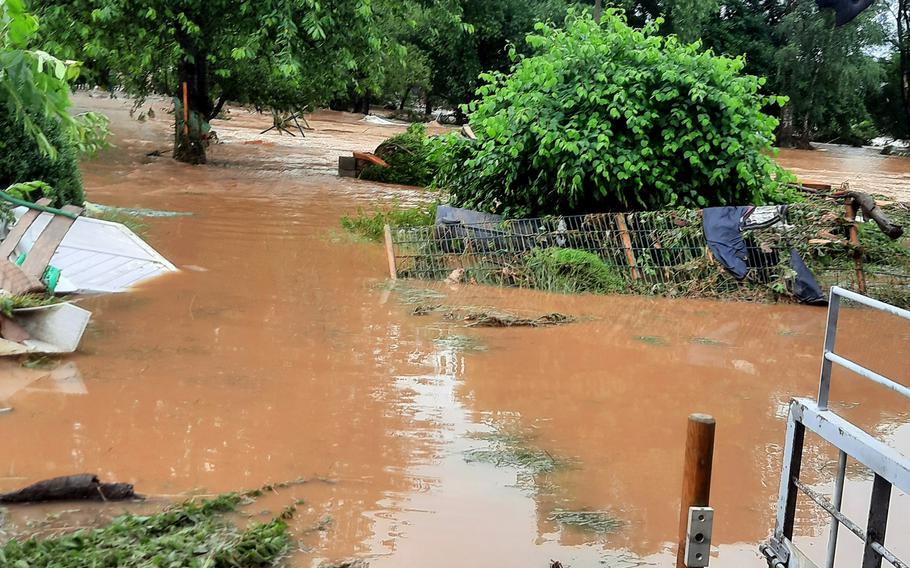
left=677, top=414, right=716, bottom=568
left=614, top=214, right=640, bottom=280
left=383, top=224, right=398, bottom=281
left=845, top=199, right=867, bottom=294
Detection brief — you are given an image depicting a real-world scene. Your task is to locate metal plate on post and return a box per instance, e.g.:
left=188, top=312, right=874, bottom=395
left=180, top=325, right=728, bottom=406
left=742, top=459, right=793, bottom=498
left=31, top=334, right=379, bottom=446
left=685, top=506, right=713, bottom=567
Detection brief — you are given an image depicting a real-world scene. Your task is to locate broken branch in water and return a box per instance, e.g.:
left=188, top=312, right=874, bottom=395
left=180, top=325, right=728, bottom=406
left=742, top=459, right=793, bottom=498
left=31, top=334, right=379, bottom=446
left=838, top=190, right=904, bottom=239
left=0, top=474, right=137, bottom=504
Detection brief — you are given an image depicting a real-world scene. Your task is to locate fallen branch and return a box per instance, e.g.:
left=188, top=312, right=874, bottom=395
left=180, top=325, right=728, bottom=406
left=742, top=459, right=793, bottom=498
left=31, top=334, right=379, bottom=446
left=0, top=474, right=137, bottom=503
left=842, top=190, right=904, bottom=239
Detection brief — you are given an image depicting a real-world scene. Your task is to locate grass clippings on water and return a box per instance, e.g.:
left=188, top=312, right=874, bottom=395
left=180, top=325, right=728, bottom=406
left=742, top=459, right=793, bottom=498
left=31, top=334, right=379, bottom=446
left=632, top=335, right=667, bottom=346
left=547, top=509, right=623, bottom=534
left=433, top=334, right=488, bottom=353
left=464, top=428, right=571, bottom=477
left=0, top=494, right=290, bottom=567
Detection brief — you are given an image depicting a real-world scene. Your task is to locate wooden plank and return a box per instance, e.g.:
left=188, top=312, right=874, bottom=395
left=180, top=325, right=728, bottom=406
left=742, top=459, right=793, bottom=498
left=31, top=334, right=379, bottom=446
left=352, top=151, right=389, bottom=168
left=20, top=205, right=83, bottom=279
left=383, top=224, right=398, bottom=280
left=614, top=214, right=639, bottom=280
left=0, top=199, right=53, bottom=260
left=0, top=262, right=43, bottom=295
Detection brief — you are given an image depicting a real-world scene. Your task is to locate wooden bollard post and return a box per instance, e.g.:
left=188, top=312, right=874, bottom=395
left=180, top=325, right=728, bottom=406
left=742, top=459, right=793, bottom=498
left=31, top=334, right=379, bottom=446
left=676, top=414, right=716, bottom=568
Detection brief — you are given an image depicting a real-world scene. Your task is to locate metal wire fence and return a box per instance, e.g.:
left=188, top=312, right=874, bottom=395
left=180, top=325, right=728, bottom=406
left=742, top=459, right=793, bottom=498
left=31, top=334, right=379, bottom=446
left=388, top=211, right=910, bottom=302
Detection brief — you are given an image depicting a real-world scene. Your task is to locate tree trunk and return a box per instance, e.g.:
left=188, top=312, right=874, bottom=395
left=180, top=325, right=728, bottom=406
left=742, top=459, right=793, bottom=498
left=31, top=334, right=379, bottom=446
left=173, top=53, right=211, bottom=164
left=777, top=103, right=796, bottom=148
left=898, top=1, right=910, bottom=138
left=399, top=87, right=409, bottom=111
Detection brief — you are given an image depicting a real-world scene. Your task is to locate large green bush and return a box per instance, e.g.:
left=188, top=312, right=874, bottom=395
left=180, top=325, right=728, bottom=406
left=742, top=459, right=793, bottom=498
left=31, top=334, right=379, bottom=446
left=0, top=106, right=84, bottom=206
left=360, top=123, right=439, bottom=186
left=433, top=10, right=795, bottom=217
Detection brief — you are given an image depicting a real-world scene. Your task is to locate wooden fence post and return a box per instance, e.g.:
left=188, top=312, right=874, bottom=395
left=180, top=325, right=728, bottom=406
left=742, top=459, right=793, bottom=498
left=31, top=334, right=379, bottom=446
left=677, top=414, right=716, bottom=568
left=383, top=224, right=398, bottom=281
left=614, top=214, right=640, bottom=280
left=845, top=199, right=867, bottom=294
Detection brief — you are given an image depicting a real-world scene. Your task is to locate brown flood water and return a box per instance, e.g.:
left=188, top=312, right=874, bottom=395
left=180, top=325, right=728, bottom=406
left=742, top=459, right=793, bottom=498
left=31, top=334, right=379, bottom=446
left=0, top=95, right=908, bottom=567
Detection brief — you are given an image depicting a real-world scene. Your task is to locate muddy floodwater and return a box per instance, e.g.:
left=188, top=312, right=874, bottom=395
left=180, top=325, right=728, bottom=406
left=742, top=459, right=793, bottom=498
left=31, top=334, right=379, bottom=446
left=1, top=95, right=908, bottom=567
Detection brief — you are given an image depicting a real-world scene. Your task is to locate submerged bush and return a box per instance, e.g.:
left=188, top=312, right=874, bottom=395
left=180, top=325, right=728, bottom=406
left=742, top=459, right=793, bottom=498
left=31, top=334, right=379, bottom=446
left=341, top=202, right=437, bottom=241
left=525, top=248, right=625, bottom=294
left=0, top=494, right=289, bottom=567
left=434, top=10, right=796, bottom=217
left=0, top=106, right=84, bottom=206
left=360, top=123, right=440, bottom=187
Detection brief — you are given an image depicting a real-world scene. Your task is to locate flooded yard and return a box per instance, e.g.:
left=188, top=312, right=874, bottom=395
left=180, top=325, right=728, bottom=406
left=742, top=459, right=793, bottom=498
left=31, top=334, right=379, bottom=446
left=1, top=96, right=908, bottom=567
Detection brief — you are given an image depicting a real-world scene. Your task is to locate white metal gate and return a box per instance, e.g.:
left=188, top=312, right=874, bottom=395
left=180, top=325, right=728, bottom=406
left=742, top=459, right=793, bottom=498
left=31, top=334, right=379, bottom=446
left=761, top=286, right=909, bottom=568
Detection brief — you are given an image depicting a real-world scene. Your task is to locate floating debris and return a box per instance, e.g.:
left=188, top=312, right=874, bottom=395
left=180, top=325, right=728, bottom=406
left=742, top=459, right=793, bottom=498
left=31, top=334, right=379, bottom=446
left=690, top=337, right=726, bottom=346
left=633, top=335, right=668, bottom=346
left=84, top=202, right=193, bottom=218
left=547, top=509, right=623, bottom=534
left=465, top=429, right=571, bottom=476
left=433, top=334, right=488, bottom=353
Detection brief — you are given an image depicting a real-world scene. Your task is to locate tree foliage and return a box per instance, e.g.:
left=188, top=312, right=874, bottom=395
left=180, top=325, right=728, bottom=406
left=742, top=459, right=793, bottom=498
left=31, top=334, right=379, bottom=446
left=435, top=11, right=794, bottom=218
left=1, top=0, right=108, bottom=160
left=35, top=0, right=381, bottom=163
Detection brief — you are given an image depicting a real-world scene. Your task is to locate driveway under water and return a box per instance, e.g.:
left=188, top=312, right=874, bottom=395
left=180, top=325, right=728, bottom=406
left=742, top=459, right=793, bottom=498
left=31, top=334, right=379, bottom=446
left=0, top=96, right=908, bottom=567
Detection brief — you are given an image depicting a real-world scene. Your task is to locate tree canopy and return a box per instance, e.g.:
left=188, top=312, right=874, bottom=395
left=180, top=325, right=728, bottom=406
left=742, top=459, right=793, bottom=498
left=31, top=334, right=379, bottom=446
left=434, top=11, right=794, bottom=217
left=34, top=0, right=382, bottom=162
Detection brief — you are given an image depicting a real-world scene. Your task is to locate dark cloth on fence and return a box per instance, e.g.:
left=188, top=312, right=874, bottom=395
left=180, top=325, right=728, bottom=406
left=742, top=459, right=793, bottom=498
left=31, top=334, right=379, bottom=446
left=703, top=207, right=752, bottom=279
left=703, top=206, right=826, bottom=305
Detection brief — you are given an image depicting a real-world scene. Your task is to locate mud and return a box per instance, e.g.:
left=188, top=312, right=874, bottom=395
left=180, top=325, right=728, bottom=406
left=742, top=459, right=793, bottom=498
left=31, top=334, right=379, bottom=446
left=0, top=95, right=907, bottom=567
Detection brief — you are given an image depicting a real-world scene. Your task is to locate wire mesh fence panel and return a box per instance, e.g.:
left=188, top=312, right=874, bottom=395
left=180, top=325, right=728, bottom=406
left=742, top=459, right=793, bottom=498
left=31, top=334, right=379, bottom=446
left=389, top=210, right=910, bottom=304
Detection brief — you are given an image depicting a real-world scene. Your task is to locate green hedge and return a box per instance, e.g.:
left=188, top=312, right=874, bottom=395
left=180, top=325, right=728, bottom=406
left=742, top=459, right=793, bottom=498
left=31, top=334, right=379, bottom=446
left=0, top=106, right=84, bottom=206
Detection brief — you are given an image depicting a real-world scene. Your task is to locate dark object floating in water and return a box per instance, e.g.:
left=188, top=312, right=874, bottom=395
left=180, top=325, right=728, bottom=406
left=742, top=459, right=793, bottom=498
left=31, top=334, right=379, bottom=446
left=0, top=474, right=137, bottom=503
left=816, top=0, right=875, bottom=26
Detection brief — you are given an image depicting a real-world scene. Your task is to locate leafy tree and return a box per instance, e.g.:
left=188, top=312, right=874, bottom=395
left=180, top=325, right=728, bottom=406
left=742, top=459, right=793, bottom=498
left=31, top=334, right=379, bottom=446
left=1, top=0, right=107, bottom=159
left=35, top=0, right=380, bottom=164
left=434, top=11, right=794, bottom=217
left=772, top=0, right=886, bottom=146
left=0, top=0, right=110, bottom=205
left=412, top=0, right=568, bottom=115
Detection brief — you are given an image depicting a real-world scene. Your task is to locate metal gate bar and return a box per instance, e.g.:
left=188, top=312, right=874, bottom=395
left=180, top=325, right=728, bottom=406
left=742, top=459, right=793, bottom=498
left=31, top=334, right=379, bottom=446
left=764, top=286, right=910, bottom=568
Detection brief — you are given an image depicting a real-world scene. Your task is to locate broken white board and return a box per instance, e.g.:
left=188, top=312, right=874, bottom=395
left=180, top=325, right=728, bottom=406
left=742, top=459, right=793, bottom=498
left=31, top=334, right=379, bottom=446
left=11, top=208, right=178, bottom=294
left=0, top=303, right=91, bottom=356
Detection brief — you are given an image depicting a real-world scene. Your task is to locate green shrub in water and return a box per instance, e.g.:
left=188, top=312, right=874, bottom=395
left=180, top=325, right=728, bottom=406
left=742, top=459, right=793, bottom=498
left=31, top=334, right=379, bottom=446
left=0, top=494, right=289, bottom=567
left=0, top=106, right=85, bottom=207
left=433, top=10, right=796, bottom=217
left=525, top=248, right=625, bottom=294
left=341, top=202, right=437, bottom=241
left=360, top=123, right=440, bottom=187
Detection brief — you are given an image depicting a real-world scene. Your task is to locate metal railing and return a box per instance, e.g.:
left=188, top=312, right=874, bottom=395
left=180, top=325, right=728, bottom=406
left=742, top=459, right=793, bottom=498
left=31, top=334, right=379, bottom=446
left=762, top=286, right=910, bottom=568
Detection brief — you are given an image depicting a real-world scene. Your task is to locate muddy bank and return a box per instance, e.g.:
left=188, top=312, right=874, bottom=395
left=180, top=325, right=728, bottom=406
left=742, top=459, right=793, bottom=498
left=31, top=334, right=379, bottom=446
left=0, top=95, right=907, bottom=567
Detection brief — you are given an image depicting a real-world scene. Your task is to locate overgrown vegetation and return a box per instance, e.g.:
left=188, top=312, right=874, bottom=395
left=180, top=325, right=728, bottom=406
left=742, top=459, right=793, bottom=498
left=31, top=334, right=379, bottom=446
left=341, top=202, right=437, bottom=241
left=0, top=293, right=63, bottom=317
left=0, top=494, right=290, bottom=567
left=433, top=11, right=795, bottom=218
left=524, top=248, right=625, bottom=295
left=547, top=509, right=623, bottom=534
left=359, top=124, right=440, bottom=186
left=0, top=0, right=110, bottom=206
left=0, top=113, right=84, bottom=206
